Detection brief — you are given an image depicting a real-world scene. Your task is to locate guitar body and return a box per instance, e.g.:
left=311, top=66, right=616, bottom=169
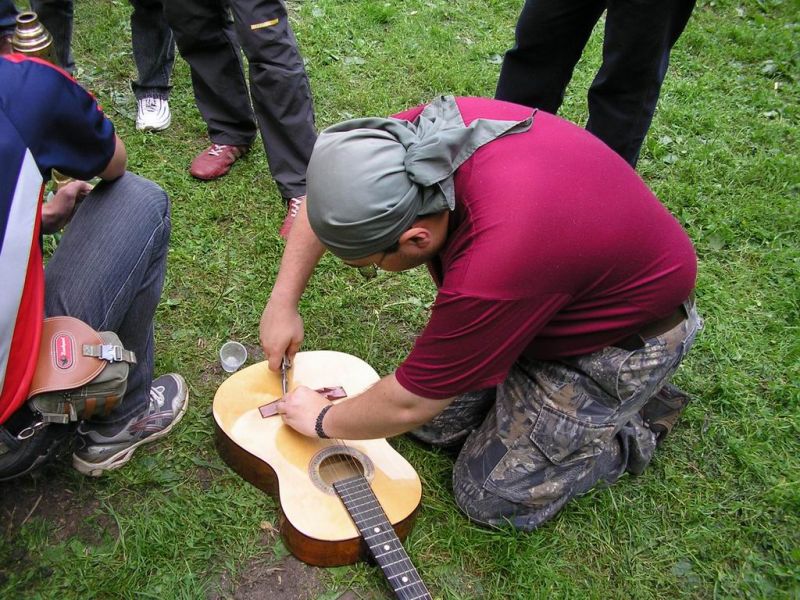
left=213, top=351, right=423, bottom=567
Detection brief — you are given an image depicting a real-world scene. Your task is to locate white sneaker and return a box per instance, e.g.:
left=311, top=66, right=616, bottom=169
left=136, top=96, right=171, bottom=131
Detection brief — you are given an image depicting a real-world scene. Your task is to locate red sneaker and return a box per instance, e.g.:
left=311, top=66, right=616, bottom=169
left=279, top=195, right=305, bottom=239
left=189, top=144, right=248, bottom=180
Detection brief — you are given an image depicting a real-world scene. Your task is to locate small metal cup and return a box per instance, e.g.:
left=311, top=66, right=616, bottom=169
left=219, top=341, right=247, bottom=373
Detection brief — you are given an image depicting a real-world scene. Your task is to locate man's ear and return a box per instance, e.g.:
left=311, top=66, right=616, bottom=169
left=398, top=226, right=432, bottom=250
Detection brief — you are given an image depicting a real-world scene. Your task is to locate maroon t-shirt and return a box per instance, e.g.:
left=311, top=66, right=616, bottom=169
left=393, top=97, right=697, bottom=399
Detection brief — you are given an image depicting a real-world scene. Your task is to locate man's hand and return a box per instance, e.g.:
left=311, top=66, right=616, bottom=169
left=258, top=199, right=327, bottom=371
left=41, top=180, right=92, bottom=234
left=260, top=298, right=305, bottom=372
left=276, top=373, right=454, bottom=441
left=275, top=385, right=331, bottom=437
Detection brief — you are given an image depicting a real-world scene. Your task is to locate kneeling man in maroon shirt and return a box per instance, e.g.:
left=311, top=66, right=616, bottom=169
left=259, top=96, right=702, bottom=530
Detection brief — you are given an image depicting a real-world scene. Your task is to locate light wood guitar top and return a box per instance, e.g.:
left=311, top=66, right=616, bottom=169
left=213, top=351, right=423, bottom=543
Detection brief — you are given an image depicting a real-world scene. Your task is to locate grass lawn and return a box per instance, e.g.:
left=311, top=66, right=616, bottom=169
left=2, top=0, right=798, bottom=598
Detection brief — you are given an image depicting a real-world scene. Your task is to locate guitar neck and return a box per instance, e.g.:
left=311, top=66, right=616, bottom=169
left=333, top=475, right=431, bottom=600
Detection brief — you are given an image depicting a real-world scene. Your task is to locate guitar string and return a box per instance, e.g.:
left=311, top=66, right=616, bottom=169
left=320, top=411, right=425, bottom=593
left=326, top=439, right=424, bottom=593
left=335, top=475, right=430, bottom=598
left=323, top=447, right=431, bottom=599
left=285, top=363, right=428, bottom=597
left=334, top=480, right=431, bottom=598
left=333, top=438, right=429, bottom=596
left=326, top=373, right=430, bottom=597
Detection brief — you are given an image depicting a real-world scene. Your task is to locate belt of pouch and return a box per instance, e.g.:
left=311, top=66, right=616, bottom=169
left=25, top=316, right=137, bottom=425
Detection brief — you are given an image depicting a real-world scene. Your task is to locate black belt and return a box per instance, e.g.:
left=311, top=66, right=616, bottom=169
left=614, top=291, right=695, bottom=351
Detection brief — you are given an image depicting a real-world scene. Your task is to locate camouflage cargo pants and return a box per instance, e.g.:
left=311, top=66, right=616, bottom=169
left=412, top=301, right=702, bottom=531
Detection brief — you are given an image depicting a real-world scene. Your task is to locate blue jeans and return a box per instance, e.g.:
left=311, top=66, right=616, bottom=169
left=495, top=0, right=696, bottom=166
left=28, top=0, right=75, bottom=73
left=44, top=173, right=171, bottom=426
left=1, top=0, right=17, bottom=36
left=129, top=0, right=175, bottom=99
left=29, top=0, right=174, bottom=98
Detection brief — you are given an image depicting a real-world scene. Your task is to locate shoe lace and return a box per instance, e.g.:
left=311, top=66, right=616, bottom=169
left=149, top=385, right=166, bottom=413
left=208, top=144, right=227, bottom=157
left=142, top=97, right=160, bottom=112
left=288, top=196, right=304, bottom=217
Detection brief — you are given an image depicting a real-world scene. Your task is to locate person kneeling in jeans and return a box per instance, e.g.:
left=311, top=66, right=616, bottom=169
left=0, top=52, right=188, bottom=480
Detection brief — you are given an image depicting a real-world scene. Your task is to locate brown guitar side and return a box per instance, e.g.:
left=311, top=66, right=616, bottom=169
left=212, top=352, right=423, bottom=568
left=215, top=421, right=419, bottom=566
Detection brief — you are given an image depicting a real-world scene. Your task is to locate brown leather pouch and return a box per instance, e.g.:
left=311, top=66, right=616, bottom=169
left=26, top=317, right=137, bottom=424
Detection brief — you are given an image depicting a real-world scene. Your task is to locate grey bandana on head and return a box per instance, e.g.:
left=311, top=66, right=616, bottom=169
left=306, top=95, right=535, bottom=260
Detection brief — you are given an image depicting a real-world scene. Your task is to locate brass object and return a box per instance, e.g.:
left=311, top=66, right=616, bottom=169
left=51, top=170, right=73, bottom=189
left=12, top=12, right=73, bottom=189
left=12, top=12, right=55, bottom=62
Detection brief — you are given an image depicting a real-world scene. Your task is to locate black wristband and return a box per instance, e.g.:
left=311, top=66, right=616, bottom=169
left=315, top=404, right=333, bottom=439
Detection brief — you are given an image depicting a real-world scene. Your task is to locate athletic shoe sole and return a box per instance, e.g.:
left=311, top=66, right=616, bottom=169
left=136, top=113, right=172, bottom=132
left=72, top=377, right=189, bottom=477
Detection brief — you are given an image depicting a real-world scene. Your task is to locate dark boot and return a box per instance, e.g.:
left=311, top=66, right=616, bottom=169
left=640, top=383, right=692, bottom=445
left=0, top=406, right=76, bottom=481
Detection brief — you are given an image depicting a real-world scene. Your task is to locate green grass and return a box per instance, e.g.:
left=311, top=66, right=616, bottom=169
left=3, top=0, right=799, bottom=598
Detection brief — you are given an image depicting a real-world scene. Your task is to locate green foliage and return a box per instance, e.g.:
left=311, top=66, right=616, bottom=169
left=4, top=0, right=798, bottom=598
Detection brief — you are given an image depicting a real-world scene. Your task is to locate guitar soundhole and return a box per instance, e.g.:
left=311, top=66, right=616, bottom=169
left=309, top=446, right=374, bottom=495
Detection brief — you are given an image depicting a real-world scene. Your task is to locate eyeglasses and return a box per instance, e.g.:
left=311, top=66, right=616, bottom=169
left=345, top=251, right=387, bottom=280
left=357, top=264, right=379, bottom=280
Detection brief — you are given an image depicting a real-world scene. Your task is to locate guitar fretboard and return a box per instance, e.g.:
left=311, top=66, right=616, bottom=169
left=333, top=475, right=432, bottom=600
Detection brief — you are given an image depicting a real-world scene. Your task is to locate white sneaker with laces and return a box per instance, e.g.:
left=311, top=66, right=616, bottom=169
left=136, top=97, right=171, bottom=131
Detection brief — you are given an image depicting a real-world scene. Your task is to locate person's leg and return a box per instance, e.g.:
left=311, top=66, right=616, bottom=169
left=452, top=304, right=702, bottom=530
left=44, top=173, right=171, bottom=427
left=130, top=0, right=175, bottom=131
left=0, top=0, right=16, bottom=55
left=163, top=0, right=256, bottom=146
left=495, top=0, right=604, bottom=113
left=45, top=174, right=187, bottom=476
left=129, top=0, right=175, bottom=100
left=0, top=0, right=16, bottom=30
left=409, top=389, right=497, bottom=449
left=28, top=0, right=74, bottom=72
left=586, top=0, right=696, bottom=166
left=228, top=0, right=316, bottom=199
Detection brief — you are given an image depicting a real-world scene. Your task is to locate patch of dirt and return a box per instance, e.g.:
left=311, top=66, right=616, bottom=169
left=0, top=464, right=116, bottom=589
left=338, top=592, right=391, bottom=600
left=0, top=464, right=110, bottom=544
left=242, top=345, right=265, bottom=364
left=195, top=465, right=217, bottom=491
left=209, top=554, right=326, bottom=600
left=0, top=444, right=395, bottom=600
left=207, top=529, right=393, bottom=600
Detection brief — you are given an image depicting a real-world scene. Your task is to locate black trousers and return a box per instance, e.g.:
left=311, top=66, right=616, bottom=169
left=496, top=0, right=695, bottom=167
left=163, top=0, right=316, bottom=198
left=28, top=0, right=175, bottom=99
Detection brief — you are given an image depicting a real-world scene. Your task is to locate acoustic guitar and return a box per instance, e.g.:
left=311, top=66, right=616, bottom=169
left=213, top=350, right=432, bottom=599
